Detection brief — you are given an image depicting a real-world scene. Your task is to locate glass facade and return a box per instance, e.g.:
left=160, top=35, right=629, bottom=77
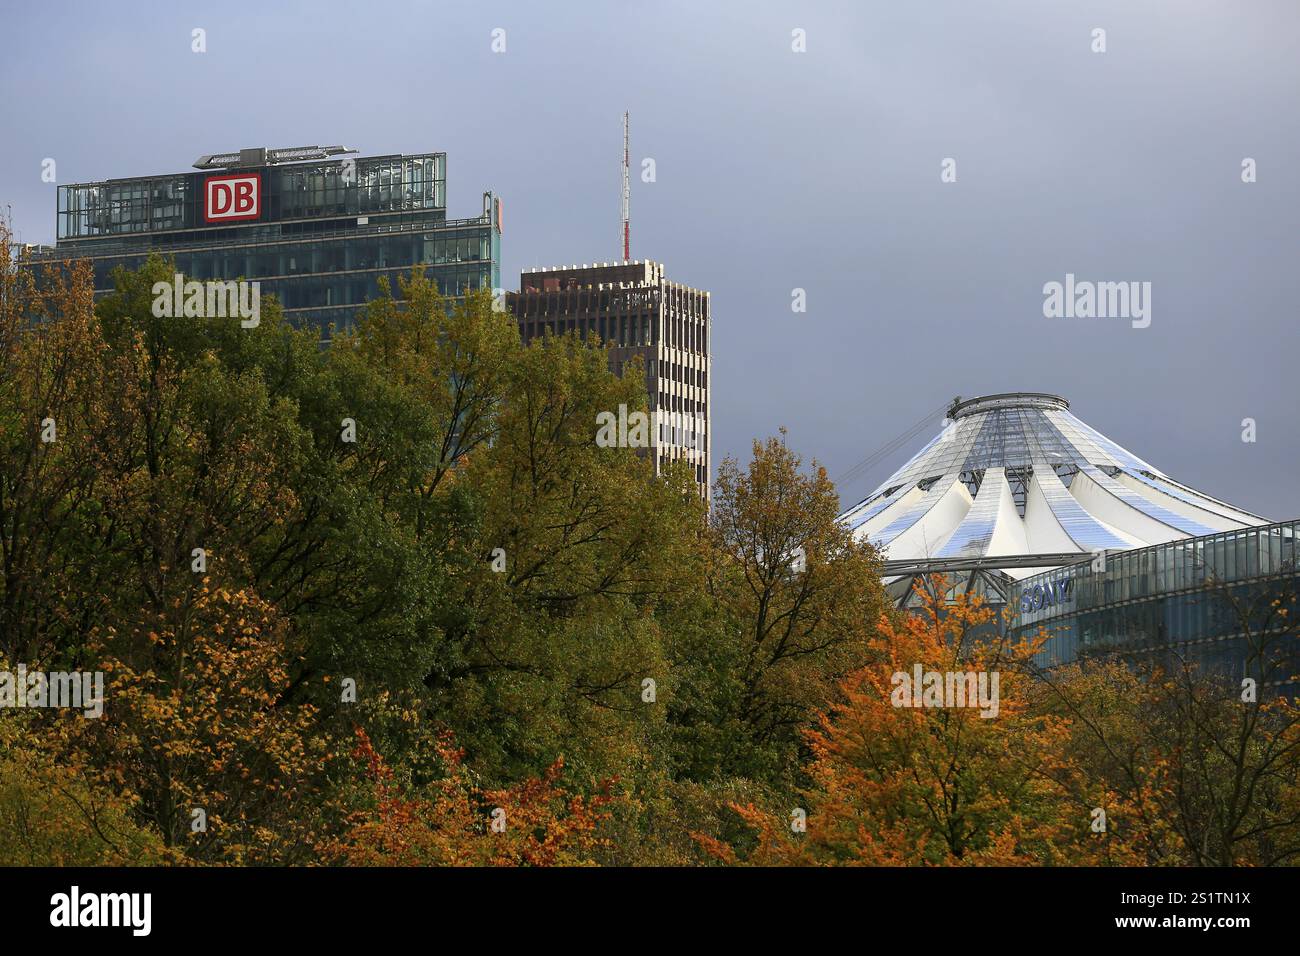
left=1011, top=520, right=1300, bottom=689
left=57, top=155, right=446, bottom=239
left=29, top=152, right=500, bottom=335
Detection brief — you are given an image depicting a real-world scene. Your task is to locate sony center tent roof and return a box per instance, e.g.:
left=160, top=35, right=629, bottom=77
left=839, top=393, right=1268, bottom=596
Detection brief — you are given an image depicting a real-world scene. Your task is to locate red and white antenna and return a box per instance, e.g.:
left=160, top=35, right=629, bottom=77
left=621, top=111, right=630, bottom=262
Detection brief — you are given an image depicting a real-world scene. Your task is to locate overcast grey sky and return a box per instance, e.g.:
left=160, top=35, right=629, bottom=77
left=2, top=0, right=1296, bottom=518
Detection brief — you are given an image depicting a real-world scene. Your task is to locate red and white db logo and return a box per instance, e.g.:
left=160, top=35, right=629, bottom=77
left=204, top=174, right=261, bottom=223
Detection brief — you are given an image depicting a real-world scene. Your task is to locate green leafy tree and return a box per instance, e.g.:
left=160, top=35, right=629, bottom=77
left=670, top=431, right=887, bottom=786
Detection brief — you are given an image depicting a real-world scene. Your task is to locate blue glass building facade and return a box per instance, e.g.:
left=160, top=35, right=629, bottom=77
left=24, top=149, right=501, bottom=336
left=1011, top=519, right=1300, bottom=690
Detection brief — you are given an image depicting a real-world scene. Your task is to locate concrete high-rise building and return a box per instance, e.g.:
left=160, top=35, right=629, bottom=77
left=509, top=261, right=711, bottom=500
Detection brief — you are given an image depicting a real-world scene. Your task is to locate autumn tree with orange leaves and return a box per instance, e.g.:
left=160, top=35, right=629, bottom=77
left=6, top=229, right=1300, bottom=868
left=322, top=727, right=616, bottom=866
left=700, top=578, right=1145, bottom=866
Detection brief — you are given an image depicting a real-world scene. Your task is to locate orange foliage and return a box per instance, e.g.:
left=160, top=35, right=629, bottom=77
left=701, top=578, right=1145, bottom=866
left=323, top=728, right=617, bottom=866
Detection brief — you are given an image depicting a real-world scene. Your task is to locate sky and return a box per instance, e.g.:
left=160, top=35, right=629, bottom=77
left=2, top=0, right=1296, bottom=519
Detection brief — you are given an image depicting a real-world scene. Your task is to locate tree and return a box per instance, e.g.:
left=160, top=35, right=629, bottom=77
left=322, top=727, right=616, bottom=866
left=700, top=580, right=1144, bottom=865
left=0, top=709, right=173, bottom=866
left=1037, top=573, right=1300, bottom=865
left=425, top=328, right=700, bottom=789
left=0, top=235, right=111, bottom=664
left=671, top=431, right=886, bottom=786
left=58, top=585, right=338, bottom=864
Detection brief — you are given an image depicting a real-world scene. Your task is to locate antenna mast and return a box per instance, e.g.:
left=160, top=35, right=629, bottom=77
left=621, top=111, right=630, bottom=262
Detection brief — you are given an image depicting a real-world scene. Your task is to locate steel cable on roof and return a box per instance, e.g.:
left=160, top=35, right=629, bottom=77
left=836, top=402, right=950, bottom=490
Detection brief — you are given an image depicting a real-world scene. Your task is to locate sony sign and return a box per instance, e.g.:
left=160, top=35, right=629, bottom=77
left=1020, top=575, right=1073, bottom=614
left=204, top=173, right=261, bottom=223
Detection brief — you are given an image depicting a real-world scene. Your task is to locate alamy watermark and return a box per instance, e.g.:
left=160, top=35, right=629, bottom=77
left=891, top=664, right=1000, bottom=718
left=0, top=665, right=104, bottom=718
left=50, top=886, right=150, bottom=936
left=1042, top=273, right=1150, bottom=329
left=596, top=404, right=650, bottom=448
left=152, top=274, right=260, bottom=328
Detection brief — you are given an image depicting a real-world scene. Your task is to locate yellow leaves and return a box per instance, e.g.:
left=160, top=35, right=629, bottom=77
left=25, top=583, right=333, bottom=865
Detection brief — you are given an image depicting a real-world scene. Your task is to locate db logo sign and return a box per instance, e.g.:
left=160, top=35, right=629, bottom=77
left=204, top=174, right=261, bottom=223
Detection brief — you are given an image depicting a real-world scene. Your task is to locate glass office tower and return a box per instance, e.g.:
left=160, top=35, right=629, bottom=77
left=24, top=147, right=502, bottom=336
left=1012, top=519, right=1300, bottom=691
